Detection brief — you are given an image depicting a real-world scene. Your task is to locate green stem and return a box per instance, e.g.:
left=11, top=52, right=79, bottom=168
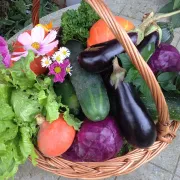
left=139, top=9, right=180, bottom=32
left=154, top=10, right=180, bottom=21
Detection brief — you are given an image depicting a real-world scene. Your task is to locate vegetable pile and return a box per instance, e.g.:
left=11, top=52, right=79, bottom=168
left=0, top=1, right=180, bottom=179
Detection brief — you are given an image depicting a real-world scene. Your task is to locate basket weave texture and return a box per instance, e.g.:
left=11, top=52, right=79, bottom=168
left=30, top=0, right=180, bottom=179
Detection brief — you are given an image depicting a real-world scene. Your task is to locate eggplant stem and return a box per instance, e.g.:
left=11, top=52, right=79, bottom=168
left=35, top=114, right=46, bottom=125
left=154, top=10, right=180, bottom=21
left=139, top=10, right=180, bottom=31
left=110, top=57, right=126, bottom=89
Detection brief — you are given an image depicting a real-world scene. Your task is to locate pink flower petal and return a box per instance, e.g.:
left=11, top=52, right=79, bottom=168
left=18, top=32, right=32, bottom=46
left=62, top=59, right=70, bottom=68
left=38, top=40, right=58, bottom=55
left=24, top=45, right=39, bottom=54
left=11, top=51, right=28, bottom=61
left=3, top=53, right=11, bottom=68
left=42, top=30, right=57, bottom=45
left=0, top=36, right=7, bottom=46
left=31, top=26, right=45, bottom=43
left=12, top=51, right=26, bottom=55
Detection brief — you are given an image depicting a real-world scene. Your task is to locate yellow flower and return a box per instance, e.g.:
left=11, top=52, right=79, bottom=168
left=36, top=21, right=53, bottom=32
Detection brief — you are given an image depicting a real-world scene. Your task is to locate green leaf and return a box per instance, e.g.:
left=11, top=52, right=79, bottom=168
left=13, top=127, right=37, bottom=165
left=63, top=111, right=82, bottom=131
left=11, top=89, right=42, bottom=123
left=0, top=121, right=18, bottom=142
left=45, top=100, right=59, bottom=122
left=7, top=51, right=36, bottom=90
left=125, top=68, right=139, bottom=82
left=158, top=1, right=174, bottom=13
left=123, top=43, right=155, bottom=100
left=0, top=83, right=12, bottom=103
left=133, top=75, right=153, bottom=102
left=157, top=72, right=178, bottom=91
left=0, top=19, right=15, bottom=26
left=161, top=82, right=177, bottom=91
left=38, top=90, right=47, bottom=106
left=45, top=89, right=60, bottom=122
left=173, top=0, right=180, bottom=9
left=141, top=43, right=155, bottom=62
left=157, top=72, right=177, bottom=82
left=15, top=0, right=27, bottom=15
left=61, top=103, right=82, bottom=131
left=0, top=100, right=14, bottom=121
left=118, top=53, right=133, bottom=70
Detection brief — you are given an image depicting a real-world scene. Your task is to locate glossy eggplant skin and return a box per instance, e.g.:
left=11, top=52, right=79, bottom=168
left=137, top=31, right=159, bottom=52
left=114, top=82, right=157, bottom=148
left=78, top=32, right=138, bottom=73
left=102, top=68, right=157, bottom=148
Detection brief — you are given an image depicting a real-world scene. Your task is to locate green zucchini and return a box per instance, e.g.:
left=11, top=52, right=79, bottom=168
left=65, top=40, right=110, bottom=121
left=53, top=79, right=80, bottom=115
left=157, top=22, right=174, bottom=44
left=140, top=92, right=180, bottom=120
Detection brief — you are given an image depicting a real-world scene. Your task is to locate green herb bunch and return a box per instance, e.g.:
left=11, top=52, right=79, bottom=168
left=61, top=0, right=100, bottom=45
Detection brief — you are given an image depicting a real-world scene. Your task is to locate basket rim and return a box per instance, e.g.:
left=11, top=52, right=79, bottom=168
left=30, top=120, right=179, bottom=179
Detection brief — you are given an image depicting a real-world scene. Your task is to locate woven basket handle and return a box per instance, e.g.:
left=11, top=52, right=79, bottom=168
left=32, top=0, right=172, bottom=142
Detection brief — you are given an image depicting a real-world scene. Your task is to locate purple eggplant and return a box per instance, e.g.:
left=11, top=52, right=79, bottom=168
left=78, top=32, right=138, bottom=73
left=102, top=58, right=157, bottom=148
left=113, top=82, right=157, bottom=148
left=137, top=31, right=159, bottom=52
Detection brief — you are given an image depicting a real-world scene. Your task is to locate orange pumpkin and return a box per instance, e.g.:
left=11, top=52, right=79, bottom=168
left=37, top=114, right=76, bottom=157
left=87, top=16, right=135, bottom=47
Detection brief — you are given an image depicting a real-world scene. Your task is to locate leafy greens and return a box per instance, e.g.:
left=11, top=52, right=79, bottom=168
left=0, top=50, right=82, bottom=179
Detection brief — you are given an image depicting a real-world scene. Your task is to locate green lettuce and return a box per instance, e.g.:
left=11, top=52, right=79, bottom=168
left=0, top=51, right=82, bottom=179
left=11, top=89, right=42, bottom=124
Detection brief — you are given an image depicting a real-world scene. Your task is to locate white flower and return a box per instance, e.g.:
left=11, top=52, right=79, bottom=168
left=66, top=64, right=73, bottom=76
left=52, top=51, right=65, bottom=64
left=41, top=56, right=52, bottom=68
left=59, top=47, right=70, bottom=58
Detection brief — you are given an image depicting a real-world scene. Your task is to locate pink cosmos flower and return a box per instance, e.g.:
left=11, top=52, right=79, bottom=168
left=48, top=59, right=70, bottom=83
left=12, top=26, right=58, bottom=61
left=0, top=36, right=11, bottom=68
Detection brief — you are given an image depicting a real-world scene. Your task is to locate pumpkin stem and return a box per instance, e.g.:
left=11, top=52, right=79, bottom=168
left=35, top=114, right=46, bottom=125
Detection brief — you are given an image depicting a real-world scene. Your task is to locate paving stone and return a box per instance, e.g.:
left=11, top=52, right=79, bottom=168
left=104, top=177, right=116, bottom=180
left=176, top=39, right=180, bottom=51
left=115, top=163, right=173, bottom=180
left=104, top=0, right=126, bottom=15
left=175, top=158, right=180, bottom=177
left=59, top=177, right=71, bottom=180
left=15, top=161, right=59, bottom=180
left=173, top=176, right=180, bottom=180
left=151, top=130, right=180, bottom=173
left=171, top=32, right=180, bottom=47
left=174, top=28, right=180, bottom=34
left=121, top=0, right=160, bottom=20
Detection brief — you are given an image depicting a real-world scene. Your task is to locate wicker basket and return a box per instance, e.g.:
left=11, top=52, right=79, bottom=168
left=31, top=0, right=180, bottom=179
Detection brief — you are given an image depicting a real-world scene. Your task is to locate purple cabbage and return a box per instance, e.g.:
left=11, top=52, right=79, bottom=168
left=62, top=116, right=123, bottom=162
left=148, top=43, right=180, bottom=73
